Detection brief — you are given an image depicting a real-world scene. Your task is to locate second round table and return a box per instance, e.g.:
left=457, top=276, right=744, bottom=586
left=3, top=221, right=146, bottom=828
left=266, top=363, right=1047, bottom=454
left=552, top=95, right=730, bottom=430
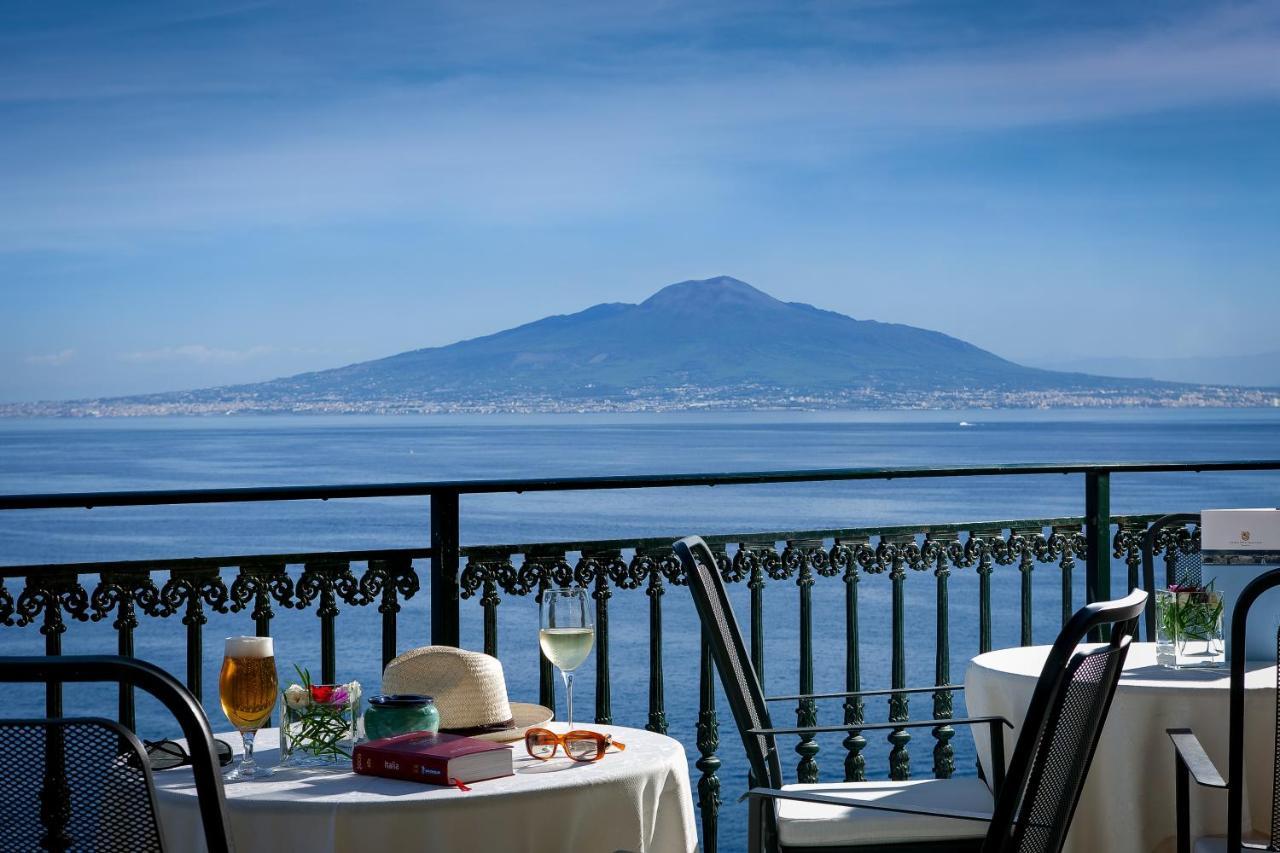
left=965, top=642, right=1277, bottom=853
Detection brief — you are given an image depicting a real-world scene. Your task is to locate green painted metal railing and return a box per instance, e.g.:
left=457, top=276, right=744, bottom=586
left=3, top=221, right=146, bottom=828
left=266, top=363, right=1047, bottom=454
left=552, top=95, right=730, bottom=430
left=2, top=459, right=1278, bottom=850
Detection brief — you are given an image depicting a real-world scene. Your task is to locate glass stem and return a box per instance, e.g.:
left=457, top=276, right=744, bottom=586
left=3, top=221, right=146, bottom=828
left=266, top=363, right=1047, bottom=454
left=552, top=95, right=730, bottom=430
left=562, top=669, right=574, bottom=728
left=240, top=729, right=256, bottom=772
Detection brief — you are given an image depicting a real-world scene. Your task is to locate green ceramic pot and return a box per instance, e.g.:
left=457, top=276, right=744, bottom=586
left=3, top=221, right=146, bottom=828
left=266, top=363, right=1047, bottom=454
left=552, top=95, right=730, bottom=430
left=363, top=694, right=440, bottom=741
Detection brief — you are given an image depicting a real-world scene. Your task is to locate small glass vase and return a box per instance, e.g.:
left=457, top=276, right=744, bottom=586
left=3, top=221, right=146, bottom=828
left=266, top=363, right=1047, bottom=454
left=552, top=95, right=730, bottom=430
left=277, top=683, right=359, bottom=770
left=1155, top=587, right=1225, bottom=669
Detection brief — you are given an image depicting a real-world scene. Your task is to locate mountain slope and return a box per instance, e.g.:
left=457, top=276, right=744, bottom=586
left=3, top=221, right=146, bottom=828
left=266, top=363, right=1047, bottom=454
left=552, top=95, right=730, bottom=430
left=222, top=276, right=1086, bottom=399
left=11, top=276, right=1270, bottom=415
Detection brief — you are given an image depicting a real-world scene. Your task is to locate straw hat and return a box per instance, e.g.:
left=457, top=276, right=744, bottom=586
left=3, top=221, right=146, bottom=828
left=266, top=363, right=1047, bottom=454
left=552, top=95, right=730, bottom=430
left=382, top=646, right=553, bottom=743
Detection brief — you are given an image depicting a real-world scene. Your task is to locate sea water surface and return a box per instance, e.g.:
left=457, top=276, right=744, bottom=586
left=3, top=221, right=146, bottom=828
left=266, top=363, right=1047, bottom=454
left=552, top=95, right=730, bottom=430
left=3, top=409, right=1279, bottom=849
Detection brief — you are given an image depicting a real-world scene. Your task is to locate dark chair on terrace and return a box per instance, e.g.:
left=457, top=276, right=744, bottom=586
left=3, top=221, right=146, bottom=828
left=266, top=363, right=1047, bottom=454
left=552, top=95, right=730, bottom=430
left=0, top=655, right=233, bottom=853
left=1142, top=513, right=1201, bottom=640
left=1167, top=567, right=1280, bottom=853
left=675, top=535, right=1147, bottom=853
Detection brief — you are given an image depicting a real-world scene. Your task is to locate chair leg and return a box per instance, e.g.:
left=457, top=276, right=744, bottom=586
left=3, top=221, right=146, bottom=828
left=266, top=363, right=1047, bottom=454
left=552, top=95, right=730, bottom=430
left=748, top=794, right=765, bottom=853
left=1174, top=756, right=1190, bottom=853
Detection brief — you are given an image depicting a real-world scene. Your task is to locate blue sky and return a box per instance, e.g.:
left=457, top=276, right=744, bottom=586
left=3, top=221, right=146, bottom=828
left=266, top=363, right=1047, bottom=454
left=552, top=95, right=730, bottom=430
left=2, top=1, right=1279, bottom=401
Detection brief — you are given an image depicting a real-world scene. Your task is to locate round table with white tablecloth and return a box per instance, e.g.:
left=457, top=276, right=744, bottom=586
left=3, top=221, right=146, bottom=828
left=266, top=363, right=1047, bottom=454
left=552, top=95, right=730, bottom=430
left=153, top=722, right=697, bottom=853
left=965, top=642, right=1278, bottom=853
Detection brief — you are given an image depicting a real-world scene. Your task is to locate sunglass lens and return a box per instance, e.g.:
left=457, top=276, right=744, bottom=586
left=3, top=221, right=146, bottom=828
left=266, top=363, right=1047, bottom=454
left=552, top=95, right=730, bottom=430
left=525, top=731, right=557, bottom=759
left=146, top=740, right=186, bottom=770
left=215, top=740, right=234, bottom=767
left=565, top=737, right=601, bottom=761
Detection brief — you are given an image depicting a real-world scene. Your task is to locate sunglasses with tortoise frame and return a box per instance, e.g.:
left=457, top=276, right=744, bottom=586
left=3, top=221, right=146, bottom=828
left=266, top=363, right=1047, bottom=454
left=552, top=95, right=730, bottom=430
left=524, top=728, right=626, bottom=762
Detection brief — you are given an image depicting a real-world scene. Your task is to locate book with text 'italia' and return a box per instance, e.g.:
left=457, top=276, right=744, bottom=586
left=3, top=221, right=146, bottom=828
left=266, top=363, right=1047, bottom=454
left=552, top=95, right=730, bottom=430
left=353, top=731, right=514, bottom=785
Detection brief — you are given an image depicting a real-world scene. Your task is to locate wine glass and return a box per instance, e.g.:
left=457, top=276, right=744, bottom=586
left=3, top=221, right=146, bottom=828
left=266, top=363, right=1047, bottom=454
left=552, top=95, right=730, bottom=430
left=539, top=588, right=594, bottom=728
left=219, top=636, right=278, bottom=781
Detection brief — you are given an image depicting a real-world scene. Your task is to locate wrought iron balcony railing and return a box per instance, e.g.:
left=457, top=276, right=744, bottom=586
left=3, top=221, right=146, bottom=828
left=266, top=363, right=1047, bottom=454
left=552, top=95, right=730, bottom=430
left=2, top=459, right=1277, bottom=852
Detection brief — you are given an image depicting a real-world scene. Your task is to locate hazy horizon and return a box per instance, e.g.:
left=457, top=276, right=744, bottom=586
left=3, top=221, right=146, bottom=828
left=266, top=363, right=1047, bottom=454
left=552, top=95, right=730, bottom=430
left=3, top=2, right=1279, bottom=402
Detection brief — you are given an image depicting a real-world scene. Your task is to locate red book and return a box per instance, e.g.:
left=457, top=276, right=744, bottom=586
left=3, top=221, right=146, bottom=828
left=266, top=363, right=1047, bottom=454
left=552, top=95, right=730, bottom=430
left=353, top=731, right=514, bottom=785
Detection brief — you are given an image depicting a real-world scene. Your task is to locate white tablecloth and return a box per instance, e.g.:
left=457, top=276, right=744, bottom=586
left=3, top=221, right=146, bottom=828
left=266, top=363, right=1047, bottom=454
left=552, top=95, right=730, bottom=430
left=966, top=642, right=1278, bottom=853
left=153, top=722, right=697, bottom=853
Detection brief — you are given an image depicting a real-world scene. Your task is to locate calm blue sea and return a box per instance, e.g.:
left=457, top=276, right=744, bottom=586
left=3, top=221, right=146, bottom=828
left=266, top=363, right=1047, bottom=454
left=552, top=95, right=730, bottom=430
left=3, top=409, right=1279, bottom=850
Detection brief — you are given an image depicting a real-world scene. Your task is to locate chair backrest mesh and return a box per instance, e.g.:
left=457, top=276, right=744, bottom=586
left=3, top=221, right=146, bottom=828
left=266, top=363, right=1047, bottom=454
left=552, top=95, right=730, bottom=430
left=676, top=537, right=784, bottom=790
left=0, top=717, right=165, bottom=853
left=984, top=589, right=1145, bottom=853
left=1168, top=542, right=1202, bottom=588
left=1006, top=643, right=1128, bottom=853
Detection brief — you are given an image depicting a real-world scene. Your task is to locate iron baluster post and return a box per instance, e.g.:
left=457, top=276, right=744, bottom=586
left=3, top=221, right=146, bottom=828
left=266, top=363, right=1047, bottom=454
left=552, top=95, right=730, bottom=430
left=1085, top=471, right=1112, bottom=641
left=971, top=532, right=996, bottom=654
left=1013, top=528, right=1036, bottom=646
left=481, top=573, right=499, bottom=658
left=837, top=540, right=866, bottom=781
left=590, top=555, right=613, bottom=725
left=1062, top=549, right=1073, bottom=627
left=747, top=547, right=766, bottom=683
left=459, top=551, right=508, bottom=661
left=372, top=557, right=415, bottom=671
left=430, top=490, right=461, bottom=647
left=92, top=569, right=146, bottom=731
left=1115, top=522, right=1144, bottom=633
left=116, top=576, right=137, bottom=731
left=645, top=550, right=668, bottom=734
left=696, top=627, right=721, bottom=853
left=928, top=537, right=955, bottom=778
left=1054, top=525, right=1079, bottom=627
left=296, top=561, right=342, bottom=686
left=536, top=566, right=555, bottom=709
left=793, top=542, right=819, bottom=782
left=250, top=566, right=278, bottom=640
left=886, top=538, right=911, bottom=780
left=178, top=571, right=214, bottom=703
left=41, top=577, right=66, bottom=719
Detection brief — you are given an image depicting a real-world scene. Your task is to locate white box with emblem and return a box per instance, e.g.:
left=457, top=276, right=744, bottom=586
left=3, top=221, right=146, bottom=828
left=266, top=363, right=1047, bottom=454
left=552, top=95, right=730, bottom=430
left=1203, top=508, right=1280, bottom=660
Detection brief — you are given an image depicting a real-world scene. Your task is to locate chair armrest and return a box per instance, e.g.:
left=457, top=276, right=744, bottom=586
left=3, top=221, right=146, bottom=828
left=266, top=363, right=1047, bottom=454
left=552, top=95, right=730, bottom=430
left=1167, top=728, right=1227, bottom=789
left=750, top=715, right=1012, bottom=737
left=738, top=787, right=993, bottom=823
left=767, top=685, right=964, bottom=702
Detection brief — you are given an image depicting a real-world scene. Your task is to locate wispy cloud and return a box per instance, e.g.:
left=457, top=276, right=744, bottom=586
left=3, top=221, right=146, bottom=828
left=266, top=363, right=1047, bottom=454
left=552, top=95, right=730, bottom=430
left=2, top=1, right=1278, bottom=250
left=23, top=349, right=76, bottom=366
left=118, top=344, right=276, bottom=364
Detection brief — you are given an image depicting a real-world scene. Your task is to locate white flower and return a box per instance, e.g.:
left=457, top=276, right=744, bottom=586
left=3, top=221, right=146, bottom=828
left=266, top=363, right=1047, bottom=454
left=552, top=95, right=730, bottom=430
left=344, top=680, right=362, bottom=706
left=284, top=683, right=310, bottom=711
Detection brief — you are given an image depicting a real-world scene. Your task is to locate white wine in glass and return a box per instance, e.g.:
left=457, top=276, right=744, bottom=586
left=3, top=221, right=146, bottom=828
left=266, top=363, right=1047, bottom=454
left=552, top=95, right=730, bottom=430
left=219, top=636, right=278, bottom=781
left=539, top=588, right=593, bottom=728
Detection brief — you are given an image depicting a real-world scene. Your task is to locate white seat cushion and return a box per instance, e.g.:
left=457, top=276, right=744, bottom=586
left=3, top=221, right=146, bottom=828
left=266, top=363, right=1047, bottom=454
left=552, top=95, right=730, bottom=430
left=776, top=778, right=994, bottom=847
left=1193, top=835, right=1270, bottom=853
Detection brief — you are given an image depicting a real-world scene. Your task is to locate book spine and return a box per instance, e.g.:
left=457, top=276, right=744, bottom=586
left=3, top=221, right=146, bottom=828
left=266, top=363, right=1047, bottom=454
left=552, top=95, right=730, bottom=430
left=353, top=748, right=451, bottom=785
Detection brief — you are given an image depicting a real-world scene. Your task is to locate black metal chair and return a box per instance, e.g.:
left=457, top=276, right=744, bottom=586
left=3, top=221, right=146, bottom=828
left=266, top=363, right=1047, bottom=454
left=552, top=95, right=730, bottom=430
left=1142, top=513, right=1201, bottom=640
left=0, top=655, right=234, bottom=853
left=1167, top=567, right=1280, bottom=853
left=675, top=535, right=1147, bottom=853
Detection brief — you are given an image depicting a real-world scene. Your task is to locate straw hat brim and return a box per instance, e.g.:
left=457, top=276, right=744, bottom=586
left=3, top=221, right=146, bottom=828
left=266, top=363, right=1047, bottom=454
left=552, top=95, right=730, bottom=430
left=452, top=702, right=554, bottom=743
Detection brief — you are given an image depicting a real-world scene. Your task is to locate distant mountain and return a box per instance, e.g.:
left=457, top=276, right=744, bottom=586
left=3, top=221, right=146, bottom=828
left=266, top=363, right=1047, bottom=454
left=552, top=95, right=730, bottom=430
left=253, top=276, right=1067, bottom=395
left=6, top=276, right=1273, bottom=415
left=1029, top=351, right=1280, bottom=389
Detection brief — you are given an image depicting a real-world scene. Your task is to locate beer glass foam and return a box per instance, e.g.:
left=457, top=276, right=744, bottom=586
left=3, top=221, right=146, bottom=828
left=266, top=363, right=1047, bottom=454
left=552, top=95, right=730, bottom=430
left=225, top=636, right=273, bottom=657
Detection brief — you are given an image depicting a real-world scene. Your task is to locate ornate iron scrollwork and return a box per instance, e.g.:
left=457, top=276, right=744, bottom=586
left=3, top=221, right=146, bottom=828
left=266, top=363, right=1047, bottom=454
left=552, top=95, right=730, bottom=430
left=362, top=557, right=419, bottom=614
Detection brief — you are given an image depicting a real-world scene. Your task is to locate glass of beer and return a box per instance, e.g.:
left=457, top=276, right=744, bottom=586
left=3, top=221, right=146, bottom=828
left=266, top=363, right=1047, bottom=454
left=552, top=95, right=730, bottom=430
left=219, top=636, right=278, bottom=781
left=538, top=588, right=593, bottom=728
